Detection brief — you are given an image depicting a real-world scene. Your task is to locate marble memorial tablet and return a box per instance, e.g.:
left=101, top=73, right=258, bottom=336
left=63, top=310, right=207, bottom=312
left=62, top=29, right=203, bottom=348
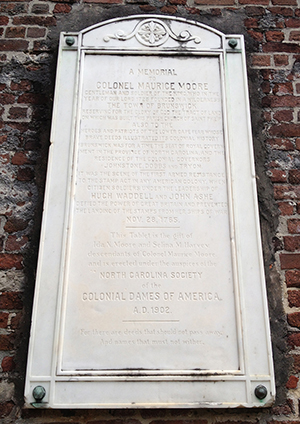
left=25, top=15, right=275, bottom=408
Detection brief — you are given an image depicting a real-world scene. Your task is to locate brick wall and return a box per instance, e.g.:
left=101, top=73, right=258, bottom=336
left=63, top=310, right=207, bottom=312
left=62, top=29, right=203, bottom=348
left=0, top=0, right=300, bottom=422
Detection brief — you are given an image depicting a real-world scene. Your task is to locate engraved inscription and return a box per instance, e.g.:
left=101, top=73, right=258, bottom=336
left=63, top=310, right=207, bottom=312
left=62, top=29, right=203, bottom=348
left=60, top=54, right=239, bottom=373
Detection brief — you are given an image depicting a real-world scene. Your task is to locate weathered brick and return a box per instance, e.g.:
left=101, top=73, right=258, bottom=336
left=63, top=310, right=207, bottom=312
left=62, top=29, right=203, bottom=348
left=288, top=290, right=300, bottom=307
left=11, top=151, right=29, bottom=165
left=288, top=219, right=300, bottom=233
left=4, top=217, right=28, bottom=233
left=239, top=0, right=268, bottom=4
left=195, top=0, right=234, bottom=4
left=287, top=270, right=300, bottom=287
left=269, top=123, right=300, bottom=136
left=281, top=253, right=300, bottom=269
left=12, top=16, right=56, bottom=26
left=0, top=16, right=9, bottom=25
left=274, top=185, right=300, bottom=200
left=285, top=18, right=300, bottom=27
left=273, top=109, right=293, bottom=121
left=8, top=106, right=27, bottom=120
left=0, top=292, right=23, bottom=309
left=289, top=170, right=300, bottom=184
left=286, top=375, right=299, bottom=388
left=10, top=80, right=31, bottom=91
left=53, top=3, right=72, bottom=12
left=10, top=311, right=22, bottom=329
left=0, top=40, right=28, bottom=51
left=273, top=82, right=293, bottom=94
left=17, top=166, right=34, bottom=181
left=248, top=30, right=264, bottom=41
left=245, top=6, right=265, bottom=15
left=160, top=5, right=177, bottom=12
left=288, top=332, right=300, bottom=347
left=244, top=18, right=259, bottom=28
left=278, top=201, right=294, bottom=215
left=268, top=6, right=294, bottom=15
left=31, top=3, right=50, bottom=13
left=0, top=93, right=15, bottom=104
left=293, top=354, right=300, bottom=372
left=252, top=54, right=271, bottom=66
left=27, top=27, right=46, bottom=38
left=0, top=334, right=14, bottom=351
left=0, top=254, right=23, bottom=270
left=5, top=26, right=25, bottom=38
left=6, top=235, right=28, bottom=251
left=269, top=169, right=288, bottom=182
left=0, top=312, right=9, bottom=328
left=272, top=0, right=296, bottom=4
left=284, top=236, right=300, bottom=251
left=266, top=138, right=294, bottom=150
left=1, top=356, right=15, bottom=372
left=263, top=42, right=300, bottom=53
left=290, top=31, right=300, bottom=41
left=17, top=93, right=46, bottom=104
left=266, top=30, right=285, bottom=42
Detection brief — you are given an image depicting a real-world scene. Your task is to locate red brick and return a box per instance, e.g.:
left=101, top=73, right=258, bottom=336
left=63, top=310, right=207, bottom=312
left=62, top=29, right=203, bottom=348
left=274, top=184, right=300, bottom=200
left=0, top=40, right=28, bottom=51
left=31, top=3, right=49, bottom=13
left=288, top=290, right=300, bottom=307
left=289, top=170, right=300, bottom=184
left=245, top=6, right=265, bottom=15
left=27, top=27, right=47, bottom=38
left=278, top=202, right=294, bottom=215
left=0, top=402, right=14, bottom=418
left=273, top=109, right=293, bottom=121
left=0, top=334, right=14, bottom=350
left=286, top=375, right=299, bottom=388
left=263, top=42, right=300, bottom=53
left=290, top=31, right=300, bottom=41
left=287, top=270, right=300, bottom=287
left=244, top=18, right=259, bottom=28
left=288, top=219, right=300, bottom=233
left=17, top=167, right=34, bottom=181
left=84, top=0, right=122, bottom=3
left=0, top=312, right=9, bottom=328
left=266, top=138, right=294, bottom=150
left=0, top=292, right=23, bottom=309
left=269, top=169, right=288, bottom=182
left=252, top=54, right=271, bottom=66
left=0, top=93, right=15, bottom=105
left=293, top=355, right=300, bottom=372
left=53, top=3, right=72, bottom=11
left=11, top=151, right=29, bottom=165
left=239, top=0, right=268, bottom=4
left=0, top=16, right=9, bottom=25
left=268, top=6, right=294, bottom=15
left=247, top=30, right=263, bottom=41
left=266, top=30, right=285, bottom=42
left=281, top=253, right=300, bottom=269
left=4, top=217, right=28, bottom=233
left=5, top=26, right=25, bottom=38
left=6, top=235, right=28, bottom=251
left=286, top=18, right=300, bottom=27
left=273, top=54, right=288, bottom=67
left=160, top=5, right=177, bottom=12
left=12, top=16, right=56, bottom=26
left=263, top=95, right=300, bottom=107
left=17, top=93, right=46, bottom=104
left=1, top=356, right=15, bottom=372
left=0, top=254, right=23, bottom=270
left=10, top=80, right=31, bottom=91
left=285, top=236, right=300, bottom=251
left=273, top=82, right=293, bottom=94
left=296, top=138, right=300, bottom=150
left=269, top=123, right=300, bottom=136
left=288, top=332, right=300, bottom=346
left=10, top=311, right=22, bottom=329
left=195, top=0, right=233, bottom=4
left=8, top=106, right=27, bottom=120
left=139, top=4, right=157, bottom=11
left=272, top=0, right=296, bottom=4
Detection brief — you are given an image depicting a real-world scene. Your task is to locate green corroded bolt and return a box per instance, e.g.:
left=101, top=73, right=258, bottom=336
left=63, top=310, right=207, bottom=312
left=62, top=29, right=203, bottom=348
left=228, top=38, right=238, bottom=49
left=254, top=385, right=268, bottom=400
left=32, top=386, right=46, bottom=403
left=65, top=36, right=75, bottom=46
